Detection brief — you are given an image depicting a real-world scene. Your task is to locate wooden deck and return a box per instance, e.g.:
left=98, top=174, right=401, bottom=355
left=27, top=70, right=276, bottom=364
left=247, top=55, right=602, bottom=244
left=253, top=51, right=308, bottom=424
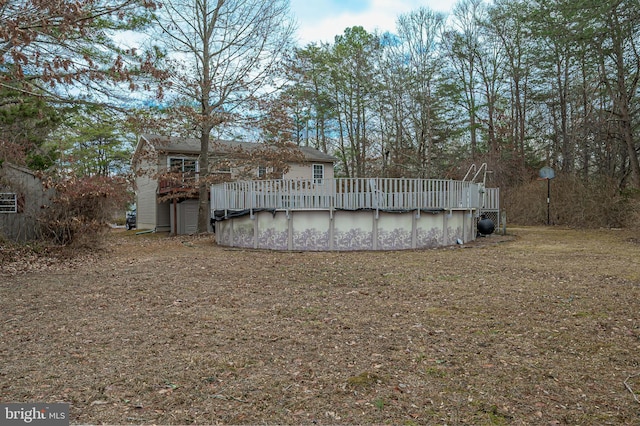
left=158, top=177, right=198, bottom=197
left=211, top=178, right=499, bottom=212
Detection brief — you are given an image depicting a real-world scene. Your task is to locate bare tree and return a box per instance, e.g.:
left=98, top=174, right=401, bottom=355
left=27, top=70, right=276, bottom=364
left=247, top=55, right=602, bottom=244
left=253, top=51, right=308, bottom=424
left=443, top=0, right=485, bottom=160
left=396, top=7, right=446, bottom=178
left=594, top=0, right=640, bottom=189
left=152, top=0, right=296, bottom=232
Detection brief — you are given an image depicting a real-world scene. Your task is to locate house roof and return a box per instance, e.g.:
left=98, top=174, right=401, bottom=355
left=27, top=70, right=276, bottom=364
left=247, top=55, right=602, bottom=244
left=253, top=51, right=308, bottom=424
left=0, top=162, right=40, bottom=177
left=136, top=134, right=337, bottom=164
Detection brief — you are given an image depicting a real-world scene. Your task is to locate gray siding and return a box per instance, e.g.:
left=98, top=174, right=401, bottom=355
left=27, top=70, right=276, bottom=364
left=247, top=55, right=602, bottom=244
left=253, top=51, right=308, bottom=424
left=135, top=171, right=158, bottom=231
left=285, top=163, right=334, bottom=180
left=0, top=164, right=53, bottom=242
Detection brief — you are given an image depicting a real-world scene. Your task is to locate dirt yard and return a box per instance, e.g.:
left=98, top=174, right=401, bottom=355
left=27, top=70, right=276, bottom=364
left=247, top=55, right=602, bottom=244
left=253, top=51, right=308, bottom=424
left=1, top=226, right=640, bottom=425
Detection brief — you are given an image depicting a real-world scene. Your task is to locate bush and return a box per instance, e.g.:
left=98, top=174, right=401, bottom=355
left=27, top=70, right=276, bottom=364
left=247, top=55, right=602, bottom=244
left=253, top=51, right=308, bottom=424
left=38, top=174, right=132, bottom=247
left=504, top=175, right=637, bottom=228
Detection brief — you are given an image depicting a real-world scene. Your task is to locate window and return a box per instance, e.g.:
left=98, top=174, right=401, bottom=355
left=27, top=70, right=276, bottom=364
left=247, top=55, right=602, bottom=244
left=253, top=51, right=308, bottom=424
left=169, top=157, right=197, bottom=173
left=258, top=166, right=267, bottom=178
left=0, top=193, right=17, bottom=213
left=313, top=164, right=324, bottom=183
left=168, top=157, right=198, bottom=182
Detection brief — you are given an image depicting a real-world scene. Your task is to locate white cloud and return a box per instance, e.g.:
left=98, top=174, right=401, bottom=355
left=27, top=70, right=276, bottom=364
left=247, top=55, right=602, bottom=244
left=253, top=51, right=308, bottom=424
left=292, top=0, right=456, bottom=45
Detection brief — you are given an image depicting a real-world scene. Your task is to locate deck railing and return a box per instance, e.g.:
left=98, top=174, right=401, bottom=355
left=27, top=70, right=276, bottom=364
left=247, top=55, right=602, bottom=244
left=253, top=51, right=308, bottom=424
left=211, top=178, right=497, bottom=213
left=483, top=187, right=500, bottom=211
left=158, top=173, right=198, bottom=195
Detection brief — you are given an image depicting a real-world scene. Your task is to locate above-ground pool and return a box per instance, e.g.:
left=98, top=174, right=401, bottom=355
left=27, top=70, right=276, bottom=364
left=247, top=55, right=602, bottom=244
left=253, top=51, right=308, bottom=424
left=211, top=178, right=499, bottom=251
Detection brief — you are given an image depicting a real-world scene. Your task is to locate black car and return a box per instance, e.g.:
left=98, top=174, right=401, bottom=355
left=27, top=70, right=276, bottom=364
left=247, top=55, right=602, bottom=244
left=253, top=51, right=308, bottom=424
left=125, top=210, right=136, bottom=230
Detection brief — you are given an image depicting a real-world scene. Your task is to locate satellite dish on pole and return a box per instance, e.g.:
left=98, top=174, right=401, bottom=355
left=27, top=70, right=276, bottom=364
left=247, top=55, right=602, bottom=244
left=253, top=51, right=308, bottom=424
left=539, top=167, right=555, bottom=225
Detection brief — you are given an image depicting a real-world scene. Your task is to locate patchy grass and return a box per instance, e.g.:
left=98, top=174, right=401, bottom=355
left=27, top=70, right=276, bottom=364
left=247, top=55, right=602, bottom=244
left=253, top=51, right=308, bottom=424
left=1, top=227, right=639, bottom=425
left=346, top=372, right=383, bottom=389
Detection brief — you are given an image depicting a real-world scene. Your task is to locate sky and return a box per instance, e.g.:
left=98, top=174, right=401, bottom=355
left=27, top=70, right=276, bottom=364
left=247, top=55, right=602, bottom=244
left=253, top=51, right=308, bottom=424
left=289, top=0, right=458, bottom=45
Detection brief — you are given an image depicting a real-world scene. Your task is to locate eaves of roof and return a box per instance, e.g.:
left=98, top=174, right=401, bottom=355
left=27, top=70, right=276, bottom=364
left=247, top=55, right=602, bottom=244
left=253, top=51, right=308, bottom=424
left=137, top=134, right=337, bottom=163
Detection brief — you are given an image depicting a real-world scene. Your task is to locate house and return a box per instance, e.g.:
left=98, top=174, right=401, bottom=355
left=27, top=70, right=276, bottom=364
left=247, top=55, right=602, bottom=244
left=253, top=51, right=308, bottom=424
left=0, top=163, right=53, bottom=242
left=131, top=134, right=337, bottom=234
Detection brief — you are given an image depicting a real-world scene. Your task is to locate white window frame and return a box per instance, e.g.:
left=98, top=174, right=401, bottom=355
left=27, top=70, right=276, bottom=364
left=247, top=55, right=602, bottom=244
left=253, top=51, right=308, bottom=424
left=168, top=156, right=199, bottom=174
left=0, top=193, right=17, bottom=213
left=167, top=157, right=199, bottom=184
left=313, top=164, right=324, bottom=183
left=257, top=165, right=267, bottom=178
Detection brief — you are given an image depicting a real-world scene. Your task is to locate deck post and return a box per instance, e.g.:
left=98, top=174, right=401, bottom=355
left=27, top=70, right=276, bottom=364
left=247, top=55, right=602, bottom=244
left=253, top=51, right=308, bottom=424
left=253, top=211, right=258, bottom=249
left=329, top=210, right=334, bottom=250
left=173, top=198, right=178, bottom=235
left=468, top=209, right=475, bottom=242
left=443, top=210, right=449, bottom=245
left=287, top=210, right=293, bottom=250
left=372, top=211, right=378, bottom=250
left=411, top=210, right=417, bottom=249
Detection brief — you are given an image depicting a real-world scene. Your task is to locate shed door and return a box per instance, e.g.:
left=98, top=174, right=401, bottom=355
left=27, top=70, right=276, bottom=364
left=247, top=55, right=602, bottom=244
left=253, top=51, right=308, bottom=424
left=180, top=200, right=199, bottom=235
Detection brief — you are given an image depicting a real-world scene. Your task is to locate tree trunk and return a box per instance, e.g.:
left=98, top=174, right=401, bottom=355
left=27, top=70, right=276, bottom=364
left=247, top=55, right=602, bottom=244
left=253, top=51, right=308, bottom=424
left=197, top=129, right=212, bottom=233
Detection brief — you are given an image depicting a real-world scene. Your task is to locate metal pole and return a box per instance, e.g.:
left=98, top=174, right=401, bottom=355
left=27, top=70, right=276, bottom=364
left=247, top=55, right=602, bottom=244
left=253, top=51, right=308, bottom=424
left=547, top=178, right=550, bottom=226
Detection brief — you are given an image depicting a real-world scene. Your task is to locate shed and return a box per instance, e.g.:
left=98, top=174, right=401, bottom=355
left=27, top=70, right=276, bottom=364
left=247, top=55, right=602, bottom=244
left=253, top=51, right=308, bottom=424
left=0, top=163, right=53, bottom=241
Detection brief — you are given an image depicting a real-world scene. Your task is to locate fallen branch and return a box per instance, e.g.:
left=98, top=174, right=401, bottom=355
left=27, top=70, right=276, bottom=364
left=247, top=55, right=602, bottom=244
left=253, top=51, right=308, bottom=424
left=624, top=373, right=640, bottom=404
